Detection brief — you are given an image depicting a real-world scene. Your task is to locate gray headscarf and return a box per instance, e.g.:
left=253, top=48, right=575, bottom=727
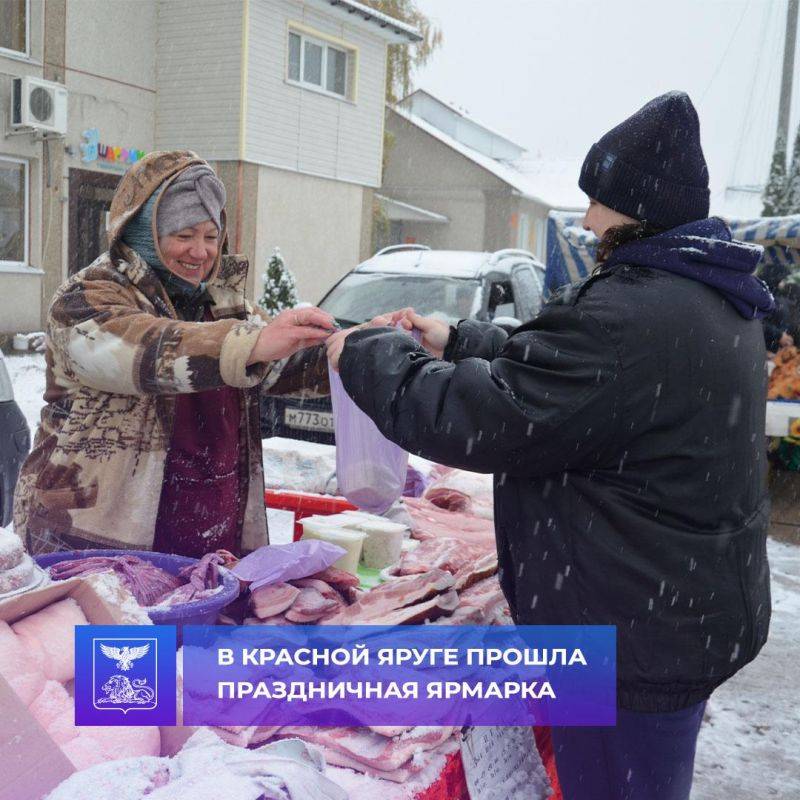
left=156, top=165, right=226, bottom=237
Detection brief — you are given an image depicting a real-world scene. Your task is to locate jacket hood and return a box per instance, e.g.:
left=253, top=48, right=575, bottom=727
left=107, top=150, right=228, bottom=283
left=603, top=217, right=774, bottom=319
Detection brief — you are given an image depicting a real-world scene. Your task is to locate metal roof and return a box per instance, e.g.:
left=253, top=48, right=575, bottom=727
left=312, top=0, right=423, bottom=43
left=375, top=194, right=449, bottom=223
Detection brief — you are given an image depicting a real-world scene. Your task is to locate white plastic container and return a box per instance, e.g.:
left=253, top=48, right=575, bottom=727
left=12, top=333, right=29, bottom=351
left=300, top=519, right=366, bottom=576
left=347, top=517, right=408, bottom=569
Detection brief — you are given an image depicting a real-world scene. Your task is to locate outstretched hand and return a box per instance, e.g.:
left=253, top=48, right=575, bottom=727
left=247, top=306, right=336, bottom=365
left=325, top=307, right=450, bottom=371
left=391, top=307, right=450, bottom=358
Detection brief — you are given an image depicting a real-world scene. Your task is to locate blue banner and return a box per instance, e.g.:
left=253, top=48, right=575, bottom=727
left=182, top=625, right=616, bottom=727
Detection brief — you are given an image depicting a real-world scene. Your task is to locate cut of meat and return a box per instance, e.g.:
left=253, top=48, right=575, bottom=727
left=322, top=569, right=454, bottom=624
left=285, top=587, right=340, bottom=623
left=403, top=497, right=496, bottom=549
left=423, top=466, right=495, bottom=520
left=369, top=726, right=413, bottom=738
left=291, top=578, right=344, bottom=602
left=308, top=566, right=360, bottom=590
left=452, top=551, right=499, bottom=592
left=251, top=583, right=301, bottom=619
left=11, top=598, right=89, bottom=683
left=363, top=589, right=459, bottom=626
left=396, top=538, right=483, bottom=576
left=292, top=578, right=347, bottom=617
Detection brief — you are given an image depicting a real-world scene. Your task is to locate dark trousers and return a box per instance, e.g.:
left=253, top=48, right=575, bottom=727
left=551, top=701, right=706, bottom=800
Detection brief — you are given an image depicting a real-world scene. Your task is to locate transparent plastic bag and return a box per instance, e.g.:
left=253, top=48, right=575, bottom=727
left=329, top=327, right=419, bottom=514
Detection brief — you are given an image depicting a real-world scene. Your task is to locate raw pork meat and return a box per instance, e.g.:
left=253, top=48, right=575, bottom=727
left=0, top=620, right=46, bottom=704
left=11, top=598, right=89, bottom=683
left=251, top=582, right=301, bottom=619
left=308, top=566, right=360, bottom=589
left=452, top=551, right=499, bottom=591
left=403, top=496, right=496, bottom=549
left=285, top=587, right=340, bottom=623
left=363, top=589, right=459, bottom=625
left=396, top=538, right=480, bottom=576
left=424, top=466, right=494, bottom=519
left=29, top=680, right=78, bottom=745
left=322, top=569, right=454, bottom=624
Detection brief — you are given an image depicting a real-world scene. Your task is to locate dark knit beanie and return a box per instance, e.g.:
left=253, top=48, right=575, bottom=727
left=579, top=91, right=710, bottom=230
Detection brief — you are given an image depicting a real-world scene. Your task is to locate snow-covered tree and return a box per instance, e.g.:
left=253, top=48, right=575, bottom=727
left=258, top=247, right=298, bottom=315
left=784, top=124, right=800, bottom=215
left=763, top=131, right=788, bottom=216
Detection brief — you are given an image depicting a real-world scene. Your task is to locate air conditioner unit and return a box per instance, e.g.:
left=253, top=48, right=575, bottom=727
left=11, top=77, right=68, bottom=135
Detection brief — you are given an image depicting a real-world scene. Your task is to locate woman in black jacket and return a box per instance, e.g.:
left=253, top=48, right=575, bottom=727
left=327, top=92, right=773, bottom=800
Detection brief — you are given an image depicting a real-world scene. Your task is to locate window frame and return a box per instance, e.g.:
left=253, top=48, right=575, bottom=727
left=0, top=0, right=30, bottom=59
left=286, top=26, right=355, bottom=102
left=0, top=156, right=30, bottom=270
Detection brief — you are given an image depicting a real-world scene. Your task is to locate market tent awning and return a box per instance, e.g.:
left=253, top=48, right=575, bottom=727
left=376, top=194, right=449, bottom=224
left=544, top=212, right=800, bottom=295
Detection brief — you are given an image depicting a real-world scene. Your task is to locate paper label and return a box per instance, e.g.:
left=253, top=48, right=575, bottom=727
left=461, top=726, right=552, bottom=800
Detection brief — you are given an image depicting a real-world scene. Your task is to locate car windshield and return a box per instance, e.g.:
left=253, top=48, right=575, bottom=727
left=319, top=273, right=482, bottom=325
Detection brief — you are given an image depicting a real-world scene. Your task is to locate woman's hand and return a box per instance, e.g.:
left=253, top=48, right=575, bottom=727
left=247, top=307, right=336, bottom=365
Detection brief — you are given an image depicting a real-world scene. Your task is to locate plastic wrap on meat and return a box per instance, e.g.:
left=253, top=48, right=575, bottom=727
left=153, top=553, right=225, bottom=607
left=278, top=725, right=456, bottom=775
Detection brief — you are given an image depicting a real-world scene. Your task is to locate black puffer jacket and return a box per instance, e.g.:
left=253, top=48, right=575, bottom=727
left=340, top=246, right=771, bottom=712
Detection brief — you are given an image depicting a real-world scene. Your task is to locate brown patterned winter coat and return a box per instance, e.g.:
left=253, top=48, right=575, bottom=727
left=14, top=151, right=313, bottom=555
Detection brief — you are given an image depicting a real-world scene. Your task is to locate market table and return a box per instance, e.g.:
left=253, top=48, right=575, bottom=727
left=266, top=487, right=563, bottom=799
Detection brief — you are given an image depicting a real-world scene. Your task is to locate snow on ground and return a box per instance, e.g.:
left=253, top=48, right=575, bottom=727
left=6, top=351, right=800, bottom=796
left=4, top=350, right=46, bottom=434
left=693, top=537, right=800, bottom=799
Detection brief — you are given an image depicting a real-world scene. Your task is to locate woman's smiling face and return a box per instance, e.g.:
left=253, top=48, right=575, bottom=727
left=158, top=219, right=220, bottom=284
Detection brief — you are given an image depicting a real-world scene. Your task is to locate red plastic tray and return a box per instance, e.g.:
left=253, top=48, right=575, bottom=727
left=265, top=490, right=357, bottom=540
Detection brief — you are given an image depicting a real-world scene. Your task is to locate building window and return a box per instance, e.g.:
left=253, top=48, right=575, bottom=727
left=287, top=29, right=353, bottom=100
left=517, top=212, right=531, bottom=250
left=0, top=0, right=28, bottom=56
left=0, top=158, right=28, bottom=267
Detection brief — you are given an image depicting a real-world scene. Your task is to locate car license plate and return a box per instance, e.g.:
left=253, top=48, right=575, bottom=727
left=284, top=407, right=334, bottom=433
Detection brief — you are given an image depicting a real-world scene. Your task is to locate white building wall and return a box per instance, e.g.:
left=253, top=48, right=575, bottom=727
left=245, top=0, right=386, bottom=187
left=155, top=0, right=242, bottom=159
left=65, top=0, right=156, bottom=90
left=254, top=164, right=364, bottom=303
left=0, top=0, right=47, bottom=332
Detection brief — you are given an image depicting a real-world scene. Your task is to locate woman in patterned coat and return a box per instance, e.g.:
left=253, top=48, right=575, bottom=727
left=14, top=150, right=334, bottom=557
